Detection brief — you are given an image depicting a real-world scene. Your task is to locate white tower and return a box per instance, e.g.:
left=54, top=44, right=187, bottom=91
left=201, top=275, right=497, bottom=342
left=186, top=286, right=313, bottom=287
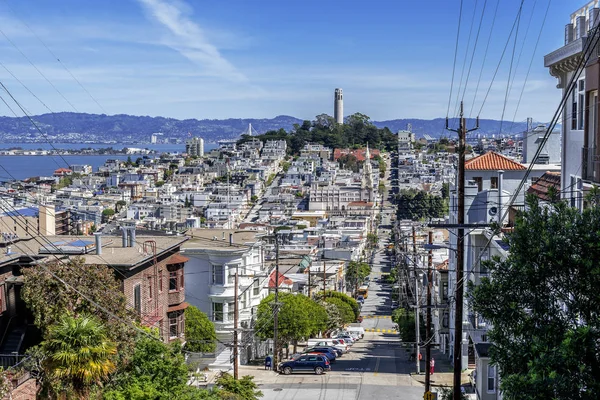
left=334, top=88, right=343, bottom=124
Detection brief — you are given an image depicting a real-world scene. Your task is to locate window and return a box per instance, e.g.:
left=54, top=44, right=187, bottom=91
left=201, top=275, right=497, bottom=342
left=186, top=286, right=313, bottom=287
left=212, top=264, right=224, bottom=285
left=253, top=280, right=260, bottom=296
left=133, top=284, right=141, bottom=314
left=487, top=365, right=496, bottom=393
left=228, top=302, right=235, bottom=321
left=213, top=302, right=223, bottom=322
left=442, top=281, right=448, bottom=300
left=473, top=177, right=483, bottom=192
left=490, top=177, right=498, bottom=190
left=573, top=83, right=578, bottom=130
left=573, top=80, right=585, bottom=130
left=159, top=270, right=163, bottom=293
left=168, top=311, right=185, bottom=339
left=168, top=267, right=184, bottom=291
left=147, top=276, right=153, bottom=301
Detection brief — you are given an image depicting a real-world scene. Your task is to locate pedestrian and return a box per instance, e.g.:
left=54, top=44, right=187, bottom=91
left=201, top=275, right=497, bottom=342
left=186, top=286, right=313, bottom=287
left=430, top=357, right=435, bottom=375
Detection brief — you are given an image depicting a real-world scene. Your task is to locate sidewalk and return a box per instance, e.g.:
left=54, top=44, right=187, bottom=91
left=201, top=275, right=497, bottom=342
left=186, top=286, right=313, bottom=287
left=409, top=348, right=470, bottom=389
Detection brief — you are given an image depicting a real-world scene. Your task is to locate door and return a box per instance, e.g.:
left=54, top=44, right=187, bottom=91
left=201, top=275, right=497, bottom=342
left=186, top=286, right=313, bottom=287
left=295, top=356, right=309, bottom=371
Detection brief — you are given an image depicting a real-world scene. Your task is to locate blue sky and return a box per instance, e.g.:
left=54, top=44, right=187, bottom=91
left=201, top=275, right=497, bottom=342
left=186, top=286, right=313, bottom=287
left=0, top=0, right=581, bottom=122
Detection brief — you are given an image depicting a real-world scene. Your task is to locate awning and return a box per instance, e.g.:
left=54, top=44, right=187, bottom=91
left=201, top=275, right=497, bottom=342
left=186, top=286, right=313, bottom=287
left=167, top=302, right=189, bottom=313
left=167, top=254, right=190, bottom=264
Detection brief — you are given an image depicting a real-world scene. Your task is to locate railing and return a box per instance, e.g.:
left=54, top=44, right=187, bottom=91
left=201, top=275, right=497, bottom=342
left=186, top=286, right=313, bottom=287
left=582, top=146, right=598, bottom=182
left=0, top=354, right=27, bottom=369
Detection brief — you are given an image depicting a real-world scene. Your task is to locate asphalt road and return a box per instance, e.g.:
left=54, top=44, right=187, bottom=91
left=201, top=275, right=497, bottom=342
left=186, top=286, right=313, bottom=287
left=257, top=202, right=427, bottom=399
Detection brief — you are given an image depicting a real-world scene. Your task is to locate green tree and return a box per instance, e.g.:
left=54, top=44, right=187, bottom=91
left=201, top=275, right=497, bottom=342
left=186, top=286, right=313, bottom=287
left=102, top=208, right=115, bottom=222
left=255, top=293, right=327, bottom=356
left=104, top=330, right=211, bottom=400
left=469, top=196, right=600, bottom=399
left=345, top=261, right=371, bottom=295
left=215, top=371, right=262, bottom=399
left=184, top=306, right=217, bottom=353
left=324, top=297, right=355, bottom=324
left=317, top=291, right=360, bottom=320
left=21, top=259, right=136, bottom=359
left=392, top=308, right=424, bottom=343
left=41, top=314, right=117, bottom=399
left=367, top=233, right=379, bottom=248
left=115, top=200, right=127, bottom=212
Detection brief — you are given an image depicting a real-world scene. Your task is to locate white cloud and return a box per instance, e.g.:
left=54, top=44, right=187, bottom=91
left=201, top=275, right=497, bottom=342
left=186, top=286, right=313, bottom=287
left=136, top=0, right=247, bottom=82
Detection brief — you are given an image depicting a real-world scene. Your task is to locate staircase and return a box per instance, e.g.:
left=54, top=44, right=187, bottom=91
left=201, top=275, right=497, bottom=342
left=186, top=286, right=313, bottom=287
left=209, top=347, right=232, bottom=371
left=0, top=326, right=26, bottom=368
left=0, top=327, right=25, bottom=354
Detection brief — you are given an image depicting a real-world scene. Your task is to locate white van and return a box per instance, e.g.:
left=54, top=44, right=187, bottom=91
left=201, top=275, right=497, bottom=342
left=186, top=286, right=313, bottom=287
left=306, top=338, right=348, bottom=353
left=344, top=326, right=365, bottom=339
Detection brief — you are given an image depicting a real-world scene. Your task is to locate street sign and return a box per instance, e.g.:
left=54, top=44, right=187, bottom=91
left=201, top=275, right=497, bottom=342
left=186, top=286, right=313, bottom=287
left=423, top=391, right=436, bottom=400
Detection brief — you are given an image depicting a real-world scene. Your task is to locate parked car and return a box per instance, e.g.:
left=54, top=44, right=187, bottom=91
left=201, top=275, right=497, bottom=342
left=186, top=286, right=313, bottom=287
left=306, top=339, right=348, bottom=353
left=304, top=351, right=336, bottom=362
left=357, top=295, right=365, bottom=304
left=279, top=354, right=331, bottom=375
left=304, top=346, right=340, bottom=359
left=335, top=335, right=356, bottom=344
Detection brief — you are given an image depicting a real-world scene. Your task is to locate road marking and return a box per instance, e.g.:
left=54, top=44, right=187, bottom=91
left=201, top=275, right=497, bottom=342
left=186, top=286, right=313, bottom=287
left=364, top=328, right=398, bottom=333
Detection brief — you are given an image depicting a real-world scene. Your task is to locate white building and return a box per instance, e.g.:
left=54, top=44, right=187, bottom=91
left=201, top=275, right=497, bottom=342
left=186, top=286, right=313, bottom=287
left=544, top=2, right=595, bottom=206
left=186, top=137, right=205, bottom=157
left=182, top=229, right=270, bottom=368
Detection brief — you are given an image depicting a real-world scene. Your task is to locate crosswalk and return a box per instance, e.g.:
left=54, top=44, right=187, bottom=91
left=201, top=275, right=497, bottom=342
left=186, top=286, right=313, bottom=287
left=364, top=328, right=397, bottom=333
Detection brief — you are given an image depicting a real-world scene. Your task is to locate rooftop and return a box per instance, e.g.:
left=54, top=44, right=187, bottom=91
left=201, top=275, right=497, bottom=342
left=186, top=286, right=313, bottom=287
left=183, top=229, right=262, bottom=251
left=465, top=151, right=526, bottom=171
left=526, top=171, right=561, bottom=202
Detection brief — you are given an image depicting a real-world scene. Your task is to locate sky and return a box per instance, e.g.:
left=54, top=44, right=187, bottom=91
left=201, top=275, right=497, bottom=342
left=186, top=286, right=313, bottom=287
left=0, top=0, right=584, bottom=122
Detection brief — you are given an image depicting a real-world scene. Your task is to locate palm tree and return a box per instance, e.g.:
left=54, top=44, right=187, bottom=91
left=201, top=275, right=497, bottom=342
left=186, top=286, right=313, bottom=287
left=41, top=313, right=117, bottom=399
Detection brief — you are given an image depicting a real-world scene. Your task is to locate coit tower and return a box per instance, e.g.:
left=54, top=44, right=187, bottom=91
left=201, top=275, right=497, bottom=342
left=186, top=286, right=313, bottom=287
left=334, top=88, right=343, bottom=124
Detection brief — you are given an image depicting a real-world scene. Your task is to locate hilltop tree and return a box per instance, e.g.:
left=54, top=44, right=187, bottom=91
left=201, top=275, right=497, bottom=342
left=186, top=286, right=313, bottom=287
left=469, top=196, right=600, bottom=399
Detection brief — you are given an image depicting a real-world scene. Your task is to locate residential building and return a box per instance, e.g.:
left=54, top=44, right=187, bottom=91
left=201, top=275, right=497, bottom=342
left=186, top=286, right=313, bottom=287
left=186, top=137, right=205, bottom=157
left=544, top=2, right=596, bottom=206
left=182, top=229, right=270, bottom=368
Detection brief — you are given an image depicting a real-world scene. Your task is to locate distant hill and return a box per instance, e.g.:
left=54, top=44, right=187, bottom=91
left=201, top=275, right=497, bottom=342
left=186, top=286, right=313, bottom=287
left=0, top=112, right=545, bottom=143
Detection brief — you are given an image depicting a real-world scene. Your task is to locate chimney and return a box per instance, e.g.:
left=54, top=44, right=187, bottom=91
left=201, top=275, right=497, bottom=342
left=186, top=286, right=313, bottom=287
left=577, top=15, right=587, bottom=39
left=129, top=228, right=136, bottom=248
left=229, top=233, right=233, bottom=246
left=498, top=170, right=504, bottom=225
left=565, top=23, right=574, bottom=44
left=591, top=8, right=600, bottom=28
left=121, top=227, right=128, bottom=248
left=94, top=232, right=102, bottom=255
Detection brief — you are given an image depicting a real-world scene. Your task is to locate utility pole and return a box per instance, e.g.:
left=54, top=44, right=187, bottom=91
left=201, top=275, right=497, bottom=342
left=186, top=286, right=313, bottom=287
left=425, top=231, right=433, bottom=393
left=272, top=233, right=280, bottom=371
left=323, top=259, right=326, bottom=295
left=446, top=102, right=478, bottom=400
left=412, top=226, right=419, bottom=374
left=307, top=263, right=311, bottom=298
left=233, top=268, right=239, bottom=379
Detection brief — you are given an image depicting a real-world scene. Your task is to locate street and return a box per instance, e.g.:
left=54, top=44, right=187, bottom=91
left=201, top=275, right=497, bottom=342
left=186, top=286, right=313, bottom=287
left=244, top=180, right=431, bottom=399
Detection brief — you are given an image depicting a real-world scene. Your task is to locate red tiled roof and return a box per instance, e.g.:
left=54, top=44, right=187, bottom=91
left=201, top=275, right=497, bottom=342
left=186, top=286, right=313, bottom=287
left=527, top=171, right=561, bottom=201
left=269, top=270, right=293, bottom=288
left=465, top=152, right=526, bottom=171
left=333, top=148, right=380, bottom=161
left=54, top=168, right=72, bottom=173
left=436, top=259, right=449, bottom=271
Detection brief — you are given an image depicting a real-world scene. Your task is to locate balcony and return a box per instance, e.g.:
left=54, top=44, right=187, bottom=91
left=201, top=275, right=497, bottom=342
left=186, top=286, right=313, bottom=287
left=141, top=305, right=163, bottom=328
